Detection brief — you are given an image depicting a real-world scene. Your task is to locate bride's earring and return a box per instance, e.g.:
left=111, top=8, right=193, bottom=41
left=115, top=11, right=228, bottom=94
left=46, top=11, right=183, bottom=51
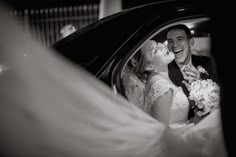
left=131, top=58, right=137, bottom=67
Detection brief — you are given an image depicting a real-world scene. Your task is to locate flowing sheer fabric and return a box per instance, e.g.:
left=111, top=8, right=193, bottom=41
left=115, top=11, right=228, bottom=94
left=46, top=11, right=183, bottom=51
left=0, top=5, right=166, bottom=157
left=122, top=66, right=145, bottom=109
left=0, top=3, right=227, bottom=157
left=166, top=109, right=227, bottom=157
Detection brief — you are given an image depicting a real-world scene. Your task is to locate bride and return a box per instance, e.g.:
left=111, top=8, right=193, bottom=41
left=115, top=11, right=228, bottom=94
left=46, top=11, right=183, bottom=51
left=138, top=40, right=191, bottom=128
left=0, top=3, right=227, bottom=157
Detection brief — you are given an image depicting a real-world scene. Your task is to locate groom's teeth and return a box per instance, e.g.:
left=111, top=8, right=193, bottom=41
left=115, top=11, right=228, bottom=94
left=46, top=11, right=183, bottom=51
left=175, top=50, right=182, bottom=54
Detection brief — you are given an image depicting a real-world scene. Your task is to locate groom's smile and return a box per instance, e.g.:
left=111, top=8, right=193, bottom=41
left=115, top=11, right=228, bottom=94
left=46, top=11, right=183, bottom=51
left=174, top=49, right=184, bottom=58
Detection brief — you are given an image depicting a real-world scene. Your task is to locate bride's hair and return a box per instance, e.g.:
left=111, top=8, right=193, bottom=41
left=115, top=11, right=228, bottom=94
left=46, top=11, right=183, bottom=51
left=126, top=50, right=147, bottom=83
left=128, top=40, right=168, bottom=83
left=137, top=40, right=159, bottom=81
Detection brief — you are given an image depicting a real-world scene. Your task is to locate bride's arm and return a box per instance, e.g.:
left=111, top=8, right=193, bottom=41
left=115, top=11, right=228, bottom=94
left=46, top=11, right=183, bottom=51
left=151, top=89, right=173, bottom=124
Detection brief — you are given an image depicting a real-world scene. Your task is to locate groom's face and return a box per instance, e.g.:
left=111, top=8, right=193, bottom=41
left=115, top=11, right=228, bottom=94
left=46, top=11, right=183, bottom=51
left=167, top=29, right=192, bottom=65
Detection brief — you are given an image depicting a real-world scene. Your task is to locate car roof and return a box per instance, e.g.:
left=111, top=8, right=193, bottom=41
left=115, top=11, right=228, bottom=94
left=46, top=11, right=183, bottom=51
left=51, top=0, right=209, bottom=75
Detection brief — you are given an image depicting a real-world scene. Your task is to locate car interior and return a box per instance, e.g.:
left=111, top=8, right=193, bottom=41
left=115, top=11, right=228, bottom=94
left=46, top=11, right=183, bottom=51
left=121, top=17, right=212, bottom=107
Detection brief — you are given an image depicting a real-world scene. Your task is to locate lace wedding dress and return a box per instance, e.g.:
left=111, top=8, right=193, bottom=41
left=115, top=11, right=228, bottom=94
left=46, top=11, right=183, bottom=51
left=144, top=75, right=190, bottom=127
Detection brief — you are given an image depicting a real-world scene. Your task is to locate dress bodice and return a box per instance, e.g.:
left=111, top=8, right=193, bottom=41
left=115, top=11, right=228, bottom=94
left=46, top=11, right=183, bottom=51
left=144, top=75, right=189, bottom=125
left=169, top=86, right=189, bottom=124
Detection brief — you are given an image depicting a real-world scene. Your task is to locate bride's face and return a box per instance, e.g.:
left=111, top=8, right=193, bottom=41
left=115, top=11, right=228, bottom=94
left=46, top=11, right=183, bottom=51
left=142, top=41, right=175, bottom=69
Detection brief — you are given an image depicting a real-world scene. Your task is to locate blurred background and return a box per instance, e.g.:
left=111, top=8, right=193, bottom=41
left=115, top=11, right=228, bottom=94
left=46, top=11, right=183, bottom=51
left=4, top=0, right=164, bottom=47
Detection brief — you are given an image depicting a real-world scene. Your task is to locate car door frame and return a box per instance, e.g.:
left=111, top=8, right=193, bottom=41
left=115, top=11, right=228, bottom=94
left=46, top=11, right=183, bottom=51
left=110, top=13, right=210, bottom=98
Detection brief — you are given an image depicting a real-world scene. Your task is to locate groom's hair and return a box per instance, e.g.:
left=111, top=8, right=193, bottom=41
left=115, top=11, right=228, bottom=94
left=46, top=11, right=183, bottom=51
left=166, top=24, right=192, bottom=39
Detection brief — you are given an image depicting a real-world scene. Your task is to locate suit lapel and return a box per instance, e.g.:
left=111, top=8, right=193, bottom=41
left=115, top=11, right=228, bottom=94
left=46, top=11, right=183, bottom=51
left=192, top=55, right=204, bottom=68
left=192, top=55, right=199, bottom=67
left=168, top=61, right=183, bottom=86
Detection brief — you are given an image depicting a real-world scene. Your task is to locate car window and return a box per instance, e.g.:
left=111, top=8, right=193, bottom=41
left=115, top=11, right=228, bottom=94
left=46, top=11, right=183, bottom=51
left=120, top=17, right=213, bottom=107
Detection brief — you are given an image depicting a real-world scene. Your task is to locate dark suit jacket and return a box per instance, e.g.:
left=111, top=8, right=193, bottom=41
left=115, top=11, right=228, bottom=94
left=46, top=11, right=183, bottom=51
left=168, top=55, right=216, bottom=96
left=168, top=55, right=217, bottom=118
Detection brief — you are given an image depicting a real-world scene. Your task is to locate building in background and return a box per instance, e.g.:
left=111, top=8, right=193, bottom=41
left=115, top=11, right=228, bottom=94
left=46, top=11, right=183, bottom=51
left=8, top=0, right=159, bottom=47
left=10, top=0, right=100, bottom=46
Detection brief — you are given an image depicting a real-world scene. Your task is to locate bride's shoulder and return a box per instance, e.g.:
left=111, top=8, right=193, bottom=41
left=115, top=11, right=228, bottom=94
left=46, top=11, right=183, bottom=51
left=148, top=75, right=170, bottom=85
left=145, top=75, right=173, bottom=94
left=149, top=74, right=165, bottom=81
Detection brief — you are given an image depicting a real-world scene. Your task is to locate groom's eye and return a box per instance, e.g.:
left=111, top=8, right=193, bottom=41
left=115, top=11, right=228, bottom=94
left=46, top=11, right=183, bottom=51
left=177, top=37, right=184, bottom=41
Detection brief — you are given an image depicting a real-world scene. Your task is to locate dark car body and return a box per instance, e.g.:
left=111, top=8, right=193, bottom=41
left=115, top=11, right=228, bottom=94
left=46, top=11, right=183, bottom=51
left=49, top=1, right=234, bottom=155
left=51, top=0, right=210, bottom=97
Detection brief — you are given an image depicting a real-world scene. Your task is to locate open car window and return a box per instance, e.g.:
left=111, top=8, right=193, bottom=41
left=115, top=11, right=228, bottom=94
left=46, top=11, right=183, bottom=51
left=120, top=17, right=212, bottom=106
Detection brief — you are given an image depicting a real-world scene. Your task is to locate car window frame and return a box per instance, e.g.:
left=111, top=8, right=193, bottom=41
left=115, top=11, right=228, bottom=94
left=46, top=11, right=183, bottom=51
left=114, top=16, right=211, bottom=101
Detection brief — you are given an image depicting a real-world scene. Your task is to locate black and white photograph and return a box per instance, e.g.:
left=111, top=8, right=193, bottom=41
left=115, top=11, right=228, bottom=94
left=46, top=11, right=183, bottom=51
left=0, top=0, right=231, bottom=157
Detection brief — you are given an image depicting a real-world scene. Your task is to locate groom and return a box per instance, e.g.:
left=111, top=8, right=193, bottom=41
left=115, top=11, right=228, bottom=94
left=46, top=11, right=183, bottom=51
left=166, top=24, right=217, bottom=119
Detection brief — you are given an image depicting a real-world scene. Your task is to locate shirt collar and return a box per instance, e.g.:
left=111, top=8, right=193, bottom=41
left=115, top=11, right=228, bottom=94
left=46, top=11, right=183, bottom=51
left=176, top=56, right=193, bottom=71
